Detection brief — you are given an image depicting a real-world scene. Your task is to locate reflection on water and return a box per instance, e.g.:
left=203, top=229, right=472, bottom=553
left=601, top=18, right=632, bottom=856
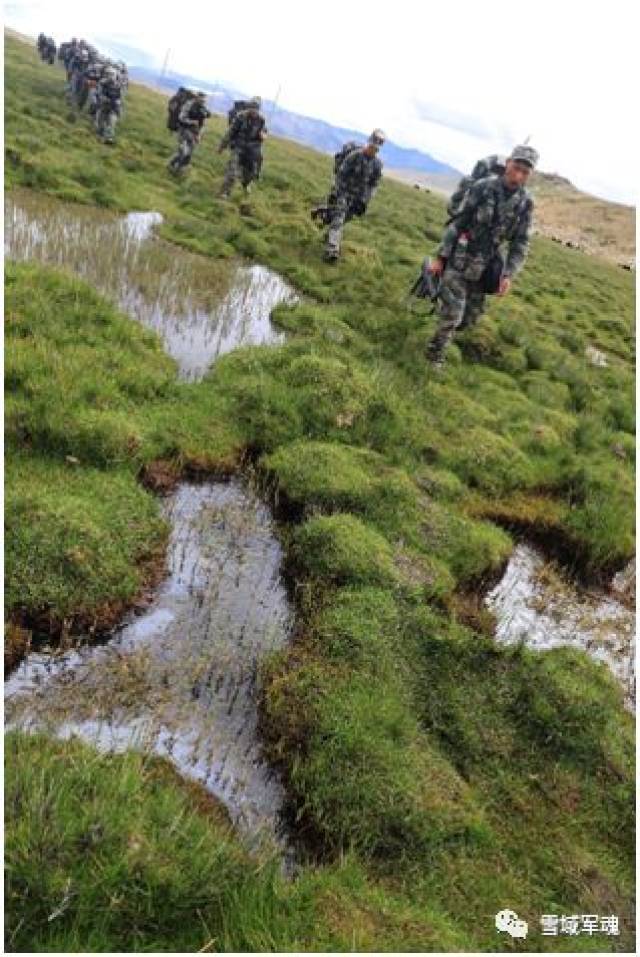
left=487, top=544, right=635, bottom=710
left=6, top=481, right=294, bottom=851
left=5, top=190, right=298, bottom=381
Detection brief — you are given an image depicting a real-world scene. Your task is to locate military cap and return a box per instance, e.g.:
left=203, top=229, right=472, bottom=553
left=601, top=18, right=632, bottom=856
left=509, top=145, right=539, bottom=168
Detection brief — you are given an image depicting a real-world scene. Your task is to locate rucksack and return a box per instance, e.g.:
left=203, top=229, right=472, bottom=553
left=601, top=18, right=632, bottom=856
left=167, top=88, right=193, bottom=131
left=333, top=141, right=360, bottom=175
left=446, top=155, right=507, bottom=222
left=228, top=100, right=253, bottom=125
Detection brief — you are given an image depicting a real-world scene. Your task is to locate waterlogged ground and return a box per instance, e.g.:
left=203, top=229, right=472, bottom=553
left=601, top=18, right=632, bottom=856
left=4, top=189, right=305, bottom=850
left=5, top=189, right=298, bottom=380
left=487, top=544, right=635, bottom=709
left=5, top=480, right=294, bottom=849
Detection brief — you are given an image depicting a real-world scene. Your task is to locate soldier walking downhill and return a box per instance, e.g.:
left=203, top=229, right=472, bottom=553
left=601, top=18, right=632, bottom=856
left=425, top=144, right=539, bottom=368
left=218, top=96, right=267, bottom=197
left=168, top=91, right=211, bottom=175
left=94, top=65, right=124, bottom=144
left=318, top=129, right=385, bottom=263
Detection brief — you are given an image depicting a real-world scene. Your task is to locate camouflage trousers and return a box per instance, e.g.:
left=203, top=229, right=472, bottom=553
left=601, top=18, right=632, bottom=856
left=427, top=266, right=486, bottom=361
left=221, top=144, right=263, bottom=194
left=95, top=102, right=120, bottom=142
left=168, top=128, right=199, bottom=172
left=324, top=191, right=362, bottom=256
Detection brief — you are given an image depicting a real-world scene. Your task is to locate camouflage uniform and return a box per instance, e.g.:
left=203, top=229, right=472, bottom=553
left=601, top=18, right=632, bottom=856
left=324, top=147, right=382, bottom=258
left=69, top=49, right=90, bottom=108
left=168, top=96, right=210, bottom=172
left=427, top=174, right=534, bottom=362
left=446, top=154, right=506, bottom=220
left=95, top=70, right=123, bottom=143
left=44, top=38, right=57, bottom=64
left=219, top=107, right=267, bottom=195
left=85, top=59, right=105, bottom=116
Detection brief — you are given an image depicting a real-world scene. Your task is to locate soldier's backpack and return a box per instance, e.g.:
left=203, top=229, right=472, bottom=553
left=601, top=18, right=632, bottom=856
left=446, top=155, right=506, bottom=222
left=333, top=141, right=360, bottom=176
left=167, top=88, right=193, bottom=131
left=227, top=99, right=253, bottom=125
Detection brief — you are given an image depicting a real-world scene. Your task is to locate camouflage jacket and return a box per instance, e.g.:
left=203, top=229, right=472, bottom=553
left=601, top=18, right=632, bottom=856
left=220, top=108, right=267, bottom=149
left=438, top=175, right=534, bottom=279
left=446, top=155, right=505, bottom=220
left=97, top=76, right=123, bottom=107
left=336, top=148, right=383, bottom=204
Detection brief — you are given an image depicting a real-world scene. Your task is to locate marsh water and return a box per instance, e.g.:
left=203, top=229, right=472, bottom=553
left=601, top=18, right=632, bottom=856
left=5, top=189, right=301, bottom=849
left=487, top=545, right=635, bottom=710
left=5, top=481, right=294, bottom=849
left=5, top=189, right=298, bottom=380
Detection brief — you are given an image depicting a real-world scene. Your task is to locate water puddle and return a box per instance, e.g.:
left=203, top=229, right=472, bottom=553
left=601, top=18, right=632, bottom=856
left=5, top=481, right=294, bottom=851
left=5, top=190, right=298, bottom=380
left=487, top=544, right=635, bottom=710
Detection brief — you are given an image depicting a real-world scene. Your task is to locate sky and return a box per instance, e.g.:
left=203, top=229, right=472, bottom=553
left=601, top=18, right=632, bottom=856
left=5, top=0, right=638, bottom=204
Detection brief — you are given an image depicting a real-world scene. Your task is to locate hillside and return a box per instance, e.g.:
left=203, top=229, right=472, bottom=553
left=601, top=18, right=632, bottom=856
left=530, top=172, right=635, bottom=268
left=4, top=31, right=635, bottom=953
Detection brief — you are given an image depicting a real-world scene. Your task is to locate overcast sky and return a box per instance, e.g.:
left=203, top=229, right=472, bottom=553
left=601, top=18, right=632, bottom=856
left=5, top=0, right=638, bottom=203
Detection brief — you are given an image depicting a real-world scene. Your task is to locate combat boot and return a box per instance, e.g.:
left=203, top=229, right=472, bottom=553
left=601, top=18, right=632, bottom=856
left=425, top=340, right=445, bottom=371
left=323, top=249, right=339, bottom=264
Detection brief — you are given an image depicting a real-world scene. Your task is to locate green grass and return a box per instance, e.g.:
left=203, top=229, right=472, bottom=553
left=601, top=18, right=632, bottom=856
left=4, top=31, right=635, bottom=952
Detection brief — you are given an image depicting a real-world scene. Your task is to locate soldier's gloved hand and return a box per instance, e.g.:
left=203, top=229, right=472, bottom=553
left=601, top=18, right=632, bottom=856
left=498, top=276, right=512, bottom=296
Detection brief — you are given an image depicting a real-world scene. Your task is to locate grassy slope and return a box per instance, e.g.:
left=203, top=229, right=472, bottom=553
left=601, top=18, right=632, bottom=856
left=531, top=173, right=635, bottom=266
left=4, top=33, right=635, bottom=952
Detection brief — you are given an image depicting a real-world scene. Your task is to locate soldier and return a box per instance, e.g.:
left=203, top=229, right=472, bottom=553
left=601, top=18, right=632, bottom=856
left=311, top=139, right=360, bottom=226
left=425, top=144, right=538, bottom=368
left=69, top=46, right=90, bottom=109
left=94, top=66, right=123, bottom=144
left=218, top=96, right=267, bottom=197
left=320, top=129, right=385, bottom=263
left=117, top=61, right=129, bottom=93
left=168, top=91, right=210, bottom=175
left=86, top=56, right=106, bottom=116
left=447, top=154, right=506, bottom=220
left=44, top=37, right=57, bottom=64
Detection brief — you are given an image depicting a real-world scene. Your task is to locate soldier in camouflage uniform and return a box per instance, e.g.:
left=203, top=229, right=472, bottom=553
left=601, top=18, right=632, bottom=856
left=85, top=56, right=106, bottom=116
left=44, top=37, right=57, bottom=64
left=218, top=97, right=267, bottom=197
left=322, top=129, right=385, bottom=262
left=62, top=38, right=79, bottom=81
left=94, top=66, right=123, bottom=144
left=69, top=46, right=91, bottom=109
left=446, top=154, right=506, bottom=220
left=168, top=92, right=210, bottom=174
left=426, top=144, right=538, bottom=367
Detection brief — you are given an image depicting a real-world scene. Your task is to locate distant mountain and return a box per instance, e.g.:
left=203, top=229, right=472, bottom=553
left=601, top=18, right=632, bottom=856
left=128, top=64, right=459, bottom=178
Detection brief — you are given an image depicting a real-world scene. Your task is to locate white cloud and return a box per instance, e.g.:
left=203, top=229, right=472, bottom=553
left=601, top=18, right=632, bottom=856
left=6, top=0, right=638, bottom=203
